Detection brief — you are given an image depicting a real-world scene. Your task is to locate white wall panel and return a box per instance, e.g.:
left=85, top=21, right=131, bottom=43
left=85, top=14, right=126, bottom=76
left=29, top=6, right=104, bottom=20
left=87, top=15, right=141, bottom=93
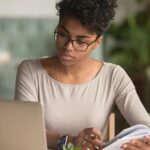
left=0, top=0, right=57, bottom=18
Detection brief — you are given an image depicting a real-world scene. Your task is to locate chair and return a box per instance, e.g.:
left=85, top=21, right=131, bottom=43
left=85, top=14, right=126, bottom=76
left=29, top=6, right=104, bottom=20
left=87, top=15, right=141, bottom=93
left=104, top=113, right=115, bottom=141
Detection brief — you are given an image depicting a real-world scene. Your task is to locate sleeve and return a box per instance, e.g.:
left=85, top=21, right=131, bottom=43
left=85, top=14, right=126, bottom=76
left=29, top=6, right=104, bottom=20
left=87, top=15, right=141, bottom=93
left=15, top=60, right=38, bottom=102
left=113, top=65, right=150, bottom=127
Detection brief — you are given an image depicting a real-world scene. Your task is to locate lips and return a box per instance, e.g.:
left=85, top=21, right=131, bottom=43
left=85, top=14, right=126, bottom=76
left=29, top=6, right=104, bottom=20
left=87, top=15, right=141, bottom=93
left=59, top=52, right=75, bottom=61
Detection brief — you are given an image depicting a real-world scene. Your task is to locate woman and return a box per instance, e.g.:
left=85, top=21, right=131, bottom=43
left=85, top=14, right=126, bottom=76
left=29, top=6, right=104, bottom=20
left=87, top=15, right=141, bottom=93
left=15, top=0, right=150, bottom=150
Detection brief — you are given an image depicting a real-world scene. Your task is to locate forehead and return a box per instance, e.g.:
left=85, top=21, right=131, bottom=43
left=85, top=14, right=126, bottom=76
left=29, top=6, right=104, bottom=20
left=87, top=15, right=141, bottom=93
left=58, top=16, right=97, bottom=37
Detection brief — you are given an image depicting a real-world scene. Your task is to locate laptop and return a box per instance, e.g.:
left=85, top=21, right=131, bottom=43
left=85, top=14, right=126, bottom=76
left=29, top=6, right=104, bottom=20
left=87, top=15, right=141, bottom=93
left=0, top=100, right=47, bottom=150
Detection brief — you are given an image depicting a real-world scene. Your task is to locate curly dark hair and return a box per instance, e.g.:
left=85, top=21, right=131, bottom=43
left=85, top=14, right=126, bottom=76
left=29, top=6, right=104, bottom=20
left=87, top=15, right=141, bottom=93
left=56, top=0, right=117, bottom=36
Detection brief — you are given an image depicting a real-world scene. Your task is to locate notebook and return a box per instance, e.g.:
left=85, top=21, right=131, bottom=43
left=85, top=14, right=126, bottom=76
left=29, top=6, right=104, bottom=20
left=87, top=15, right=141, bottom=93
left=0, top=100, right=47, bottom=150
left=102, top=124, right=150, bottom=150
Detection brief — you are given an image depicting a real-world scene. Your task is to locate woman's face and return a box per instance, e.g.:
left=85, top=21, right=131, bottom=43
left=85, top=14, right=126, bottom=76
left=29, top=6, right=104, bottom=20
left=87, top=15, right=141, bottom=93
left=55, top=15, right=102, bottom=66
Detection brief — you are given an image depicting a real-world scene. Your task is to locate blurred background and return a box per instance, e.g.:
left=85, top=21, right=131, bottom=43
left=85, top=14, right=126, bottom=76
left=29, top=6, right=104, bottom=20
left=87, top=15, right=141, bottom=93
left=0, top=0, right=149, bottom=134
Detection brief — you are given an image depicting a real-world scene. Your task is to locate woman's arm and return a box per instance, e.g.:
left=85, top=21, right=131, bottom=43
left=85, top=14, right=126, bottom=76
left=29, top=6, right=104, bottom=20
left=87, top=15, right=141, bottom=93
left=15, top=61, right=62, bottom=149
left=46, top=130, right=64, bottom=149
left=15, top=60, right=38, bottom=101
left=112, top=66, right=150, bottom=149
left=46, top=128, right=105, bottom=150
left=113, top=66, right=150, bottom=127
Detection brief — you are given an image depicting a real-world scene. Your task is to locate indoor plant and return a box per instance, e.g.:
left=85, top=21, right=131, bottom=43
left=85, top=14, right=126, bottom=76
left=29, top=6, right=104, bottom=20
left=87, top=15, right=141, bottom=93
left=63, top=143, right=80, bottom=150
left=104, top=2, right=150, bottom=100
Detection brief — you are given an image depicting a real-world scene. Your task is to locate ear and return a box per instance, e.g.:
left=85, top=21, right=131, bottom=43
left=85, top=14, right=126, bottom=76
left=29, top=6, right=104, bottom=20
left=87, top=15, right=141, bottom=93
left=93, top=36, right=103, bottom=49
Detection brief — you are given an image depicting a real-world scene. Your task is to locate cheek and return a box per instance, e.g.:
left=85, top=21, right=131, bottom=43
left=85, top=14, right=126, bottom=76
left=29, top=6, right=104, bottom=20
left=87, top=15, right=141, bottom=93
left=55, top=42, right=62, bottom=51
left=55, top=44, right=91, bottom=62
left=76, top=52, right=91, bottom=61
left=75, top=47, right=93, bottom=60
left=86, top=46, right=94, bottom=55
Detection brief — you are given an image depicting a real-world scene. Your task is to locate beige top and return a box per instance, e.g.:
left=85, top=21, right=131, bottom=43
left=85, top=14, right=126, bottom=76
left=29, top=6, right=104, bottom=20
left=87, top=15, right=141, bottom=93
left=15, top=59, right=150, bottom=136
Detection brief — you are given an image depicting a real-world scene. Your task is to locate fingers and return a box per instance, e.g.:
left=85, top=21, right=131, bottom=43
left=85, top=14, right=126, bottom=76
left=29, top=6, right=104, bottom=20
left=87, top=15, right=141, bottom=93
left=82, top=141, right=94, bottom=150
left=121, top=138, right=150, bottom=150
left=144, top=135, right=150, bottom=145
left=83, top=128, right=102, bottom=140
left=83, top=134, right=104, bottom=149
left=76, top=131, right=86, bottom=146
left=121, top=143, right=140, bottom=150
left=76, top=128, right=104, bottom=150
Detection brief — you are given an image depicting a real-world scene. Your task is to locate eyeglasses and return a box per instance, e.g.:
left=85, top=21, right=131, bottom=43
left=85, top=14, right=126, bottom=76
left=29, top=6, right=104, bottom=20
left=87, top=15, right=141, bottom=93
left=54, top=31, right=99, bottom=52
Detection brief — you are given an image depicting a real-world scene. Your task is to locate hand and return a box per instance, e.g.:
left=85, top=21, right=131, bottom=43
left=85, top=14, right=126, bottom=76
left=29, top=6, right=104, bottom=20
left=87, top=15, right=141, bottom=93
left=121, top=135, right=150, bottom=150
left=74, top=127, right=105, bottom=150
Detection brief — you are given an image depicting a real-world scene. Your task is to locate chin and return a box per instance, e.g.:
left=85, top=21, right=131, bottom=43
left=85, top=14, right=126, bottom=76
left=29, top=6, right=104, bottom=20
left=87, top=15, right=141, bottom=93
left=57, top=52, right=76, bottom=66
left=58, top=57, right=76, bottom=66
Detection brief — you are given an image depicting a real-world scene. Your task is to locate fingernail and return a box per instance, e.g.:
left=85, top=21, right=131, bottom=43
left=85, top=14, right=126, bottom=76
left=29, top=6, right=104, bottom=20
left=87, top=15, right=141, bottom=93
left=146, top=135, right=150, bottom=138
left=95, top=146, right=99, bottom=150
left=131, top=140, right=136, bottom=144
left=90, top=133, right=95, bottom=138
left=90, top=133, right=95, bottom=137
left=122, top=144, right=127, bottom=148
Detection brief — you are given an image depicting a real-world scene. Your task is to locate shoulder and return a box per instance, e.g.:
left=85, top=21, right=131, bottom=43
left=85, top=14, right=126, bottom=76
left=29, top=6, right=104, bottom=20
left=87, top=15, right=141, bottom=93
left=17, top=56, right=55, bottom=77
left=104, top=62, right=135, bottom=94
left=100, top=62, right=130, bottom=84
left=18, top=59, right=39, bottom=70
left=17, top=59, right=42, bottom=78
left=103, top=62, right=128, bottom=77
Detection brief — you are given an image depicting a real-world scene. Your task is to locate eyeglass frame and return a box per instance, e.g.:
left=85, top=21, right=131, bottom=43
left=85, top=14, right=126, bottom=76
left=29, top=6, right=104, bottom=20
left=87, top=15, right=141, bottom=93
left=54, top=28, right=100, bottom=52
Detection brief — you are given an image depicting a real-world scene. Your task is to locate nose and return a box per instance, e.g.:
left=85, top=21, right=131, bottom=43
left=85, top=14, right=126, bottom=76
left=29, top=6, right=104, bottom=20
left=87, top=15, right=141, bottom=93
left=64, top=40, right=74, bottom=51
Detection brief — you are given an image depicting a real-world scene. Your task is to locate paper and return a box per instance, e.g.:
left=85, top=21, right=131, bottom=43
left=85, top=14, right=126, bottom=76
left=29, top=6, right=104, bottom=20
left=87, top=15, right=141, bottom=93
left=102, top=124, right=150, bottom=150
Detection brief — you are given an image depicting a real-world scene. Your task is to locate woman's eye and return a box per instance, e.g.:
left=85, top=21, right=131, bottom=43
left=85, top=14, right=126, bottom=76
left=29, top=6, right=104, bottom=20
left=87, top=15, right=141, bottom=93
left=58, top=33, right=66, bottom=38
left=76, top=40, right=85, bottom=45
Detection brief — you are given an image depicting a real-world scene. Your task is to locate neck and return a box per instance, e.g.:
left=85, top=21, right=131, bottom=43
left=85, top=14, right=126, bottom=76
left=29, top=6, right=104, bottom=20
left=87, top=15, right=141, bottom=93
left=54, top=56, right=95, bottom=83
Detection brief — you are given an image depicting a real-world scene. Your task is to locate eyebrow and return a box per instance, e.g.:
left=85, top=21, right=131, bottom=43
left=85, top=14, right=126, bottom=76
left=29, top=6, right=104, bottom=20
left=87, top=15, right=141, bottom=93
left=59, top=25, right=91, bottom=39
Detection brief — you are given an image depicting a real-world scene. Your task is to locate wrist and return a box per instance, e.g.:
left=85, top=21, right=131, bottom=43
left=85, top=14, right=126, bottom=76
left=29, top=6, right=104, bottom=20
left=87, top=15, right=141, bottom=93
left=57, top=135, right=69, bottom=150
left=68, top=136, right=77, bottom=146
left=57, top=134, right=77, bottom=150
